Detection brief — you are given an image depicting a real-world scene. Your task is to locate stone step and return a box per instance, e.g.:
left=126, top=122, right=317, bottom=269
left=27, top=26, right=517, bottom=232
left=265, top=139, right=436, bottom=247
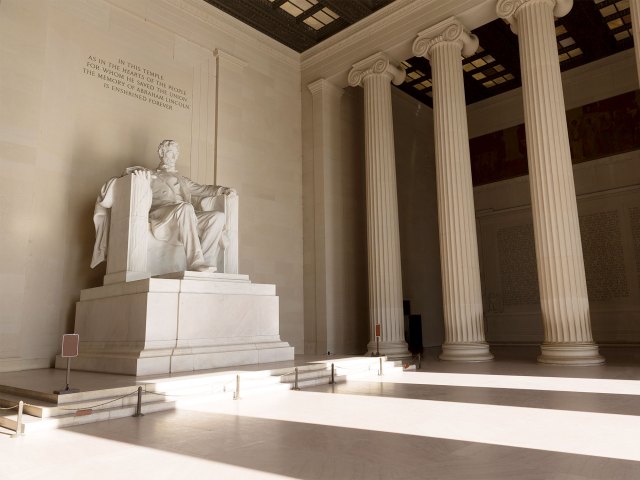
left=0, top=383, right=149, bottom=406
left=328, top=360, right=401, bottom=377
left=0, top=357, right=393, bottom=434
left=0, top=387, right=173, bottom=419
left=294, top=375, right=347, bottom=390
left=0, top=398, right=175, bottom=434
left=148, top=374, right=277, bottom=396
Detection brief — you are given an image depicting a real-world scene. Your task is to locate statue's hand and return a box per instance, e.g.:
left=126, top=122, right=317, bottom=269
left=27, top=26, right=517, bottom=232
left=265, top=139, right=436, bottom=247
left=132, top=169, right=151, bottom=183
left=220, top=187, right=237, bottom=197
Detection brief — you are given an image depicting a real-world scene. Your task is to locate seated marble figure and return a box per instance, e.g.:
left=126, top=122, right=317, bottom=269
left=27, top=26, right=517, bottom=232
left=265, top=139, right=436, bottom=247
left=91, top=139, right=238, bottom=281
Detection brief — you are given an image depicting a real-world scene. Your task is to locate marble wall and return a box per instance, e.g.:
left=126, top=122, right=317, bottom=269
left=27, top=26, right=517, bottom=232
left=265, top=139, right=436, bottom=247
left=471, top=51, right=640, bottom=344
left=0, top=0, right=303, bottom=371
left=302, top=85, right=369, bottom=355
left=392, top=90, right=443, bottom=347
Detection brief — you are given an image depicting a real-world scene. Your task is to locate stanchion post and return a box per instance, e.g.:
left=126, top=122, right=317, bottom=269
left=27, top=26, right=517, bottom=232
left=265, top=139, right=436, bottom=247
left=11, top=401, right=24, bottom=438
left=54, top=334, right=80, bottom=394
left=133, top=386, right=144, bottom=417
left=378, top=357, right=383, bottom=376
left=293, top=367, right=300, bottom=390
left=330, top=363, right=335, bottom=384
left=234, top=374, right=240, bottom=400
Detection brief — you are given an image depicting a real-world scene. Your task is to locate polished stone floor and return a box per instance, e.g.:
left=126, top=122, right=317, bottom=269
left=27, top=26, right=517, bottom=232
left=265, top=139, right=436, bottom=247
left=2, top=346, right=640, bottom=479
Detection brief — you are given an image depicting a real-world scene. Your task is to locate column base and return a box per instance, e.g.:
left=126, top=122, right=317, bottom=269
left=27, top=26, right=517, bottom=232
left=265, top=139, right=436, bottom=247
left=439, top=343, right=494, bottom=362
left=537, top=343, right=605, bottom=366
left=367, top=340, right=410, bottom=357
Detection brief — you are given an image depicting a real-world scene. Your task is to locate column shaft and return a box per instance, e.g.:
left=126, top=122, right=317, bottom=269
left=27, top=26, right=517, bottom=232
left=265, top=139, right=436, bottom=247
left=631, top=0, right=640, bottom=85
left=413, top=18, right=493, bottom=361
left=363, top=74, right=406, bottom=352
left=499, top=0, right=603, bottom=365
left=349, top=53, right=409, bottom=356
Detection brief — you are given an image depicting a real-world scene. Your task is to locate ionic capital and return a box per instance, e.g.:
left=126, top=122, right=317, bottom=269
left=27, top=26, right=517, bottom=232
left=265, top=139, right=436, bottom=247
left=347, top=52, right=406, bottom=88
left=412, top=17, right=479, bottom=60
left=497, top=0, right=573, bottom=34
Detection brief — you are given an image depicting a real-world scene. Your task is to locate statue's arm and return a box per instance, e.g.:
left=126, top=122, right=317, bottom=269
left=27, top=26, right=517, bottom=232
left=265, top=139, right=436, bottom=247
left=186, top=178, right=236, bottom=200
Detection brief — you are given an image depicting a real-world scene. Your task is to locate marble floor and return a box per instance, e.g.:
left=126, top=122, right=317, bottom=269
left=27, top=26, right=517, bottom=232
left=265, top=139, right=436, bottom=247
left=2, top=346, right=640, bottom=479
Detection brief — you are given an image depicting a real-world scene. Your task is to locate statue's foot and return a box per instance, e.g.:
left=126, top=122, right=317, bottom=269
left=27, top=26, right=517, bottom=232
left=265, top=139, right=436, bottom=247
left=193, top=265, right=217, bottom=273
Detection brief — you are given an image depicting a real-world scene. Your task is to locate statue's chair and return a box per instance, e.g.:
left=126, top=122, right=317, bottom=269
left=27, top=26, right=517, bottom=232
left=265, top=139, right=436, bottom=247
left=98, top=172, right=238, bottom=285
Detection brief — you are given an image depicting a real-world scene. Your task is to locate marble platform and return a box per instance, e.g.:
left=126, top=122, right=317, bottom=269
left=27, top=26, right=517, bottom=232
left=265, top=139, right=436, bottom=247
left=55, top=272, right=294, bottom=376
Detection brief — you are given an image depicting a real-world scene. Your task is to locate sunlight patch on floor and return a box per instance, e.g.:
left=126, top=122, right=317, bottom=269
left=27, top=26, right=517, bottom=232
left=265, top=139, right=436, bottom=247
left=347, top=371, right=640, bottom=395
left=188, top=390, right=640, bottom=462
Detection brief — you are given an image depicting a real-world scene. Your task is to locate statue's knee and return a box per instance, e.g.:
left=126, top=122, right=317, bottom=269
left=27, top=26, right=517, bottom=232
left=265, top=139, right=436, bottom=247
left=177, top=202, right=195, bottom=215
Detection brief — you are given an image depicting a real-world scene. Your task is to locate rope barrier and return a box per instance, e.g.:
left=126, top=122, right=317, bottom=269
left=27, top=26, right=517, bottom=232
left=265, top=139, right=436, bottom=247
left=58, top=389, right=139, bottom=411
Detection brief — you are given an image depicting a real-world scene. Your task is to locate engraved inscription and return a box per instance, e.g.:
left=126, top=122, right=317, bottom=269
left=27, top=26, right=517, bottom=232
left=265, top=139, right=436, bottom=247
left=579, top=210, right=629, bottom=302
left=82, top=55, right=191, bottom=111
left=497, top=223, right=540, bottom=306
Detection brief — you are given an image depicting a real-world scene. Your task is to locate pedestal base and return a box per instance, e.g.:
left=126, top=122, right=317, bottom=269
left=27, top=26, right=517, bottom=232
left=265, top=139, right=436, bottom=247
left=439, top=343, right=494, bottom=362
left=56, top=272, right=294, bottom=376
left=537, top=343, right=605, bottom=366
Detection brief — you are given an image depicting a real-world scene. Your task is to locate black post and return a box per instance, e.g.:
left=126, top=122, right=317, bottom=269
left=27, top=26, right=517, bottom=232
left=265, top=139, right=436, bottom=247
left=293, top=367, right=300, bottom=390
left=133, top=386, right=144, bottom=417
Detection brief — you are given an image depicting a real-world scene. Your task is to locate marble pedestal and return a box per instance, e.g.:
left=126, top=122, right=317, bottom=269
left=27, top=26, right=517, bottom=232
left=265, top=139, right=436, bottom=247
left=55, top=272, right=294, bottom=376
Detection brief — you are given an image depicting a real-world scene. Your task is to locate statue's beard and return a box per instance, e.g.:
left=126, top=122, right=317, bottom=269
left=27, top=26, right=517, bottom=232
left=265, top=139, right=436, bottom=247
left=157, top=162, right=177, bottom=173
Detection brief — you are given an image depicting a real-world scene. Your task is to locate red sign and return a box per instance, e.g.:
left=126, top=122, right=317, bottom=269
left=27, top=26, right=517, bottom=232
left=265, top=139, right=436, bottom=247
left=375, top=324, right=381, bottom=338
left=61, top=334, right=80, bottom=358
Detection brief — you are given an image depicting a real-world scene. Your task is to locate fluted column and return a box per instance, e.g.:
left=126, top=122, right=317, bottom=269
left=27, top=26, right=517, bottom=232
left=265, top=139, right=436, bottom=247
left=413, top=18, right=493, bottom=362
left=631, top=0, right=640, bottom=84
left=348, top=53, right=409, bottom=356
left=497, top=0, right=604, bottom=365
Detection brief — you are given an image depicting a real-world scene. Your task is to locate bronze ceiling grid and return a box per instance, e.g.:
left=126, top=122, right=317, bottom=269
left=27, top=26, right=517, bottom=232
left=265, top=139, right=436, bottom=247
left=398, top=2, right=635, bottom=107
left=203, top=0, right=635, bottom=106
left=204, top=0, right=395, bottom=52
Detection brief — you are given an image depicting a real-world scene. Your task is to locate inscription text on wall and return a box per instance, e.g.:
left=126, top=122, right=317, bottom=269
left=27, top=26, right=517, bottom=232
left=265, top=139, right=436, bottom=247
left=82, top=55, right=191, bottom=112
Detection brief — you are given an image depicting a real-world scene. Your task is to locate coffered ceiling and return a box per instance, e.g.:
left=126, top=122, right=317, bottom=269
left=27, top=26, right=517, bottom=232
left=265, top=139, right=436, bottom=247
left=204, top=0, right=635, bottom=106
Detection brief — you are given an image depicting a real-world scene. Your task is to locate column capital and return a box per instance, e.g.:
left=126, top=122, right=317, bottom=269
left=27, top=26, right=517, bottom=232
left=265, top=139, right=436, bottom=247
left=412, top=17, right=479, bottom=60
left=497, top=0, right=573, bottom=34
left=307, top=78, right=344, bottom=97
left=347, top=52, right=405, bottom=88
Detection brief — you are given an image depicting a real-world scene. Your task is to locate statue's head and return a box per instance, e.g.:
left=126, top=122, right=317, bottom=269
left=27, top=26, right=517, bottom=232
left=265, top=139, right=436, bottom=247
left=157, top=140, right=179, bottom=171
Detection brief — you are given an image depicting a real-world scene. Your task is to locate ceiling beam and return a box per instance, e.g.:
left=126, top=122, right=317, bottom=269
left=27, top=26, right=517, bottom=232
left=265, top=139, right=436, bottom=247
left=322, top=0, right=373, bottom=25
left=297, top=3, right=325, bottom=22
left=205, top=0, right=317, bottom=52
left=462, top=72, right=489, bottom=105
left=472, top=20, right=521, bottom=80
left=560, top=0, right=617, bottom=61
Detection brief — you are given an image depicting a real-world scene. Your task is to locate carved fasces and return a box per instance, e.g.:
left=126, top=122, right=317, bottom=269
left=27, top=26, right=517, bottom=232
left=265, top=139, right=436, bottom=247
left=127, top=171, right=153, bottom=274
left=103, top=172, right=152, bottom=283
